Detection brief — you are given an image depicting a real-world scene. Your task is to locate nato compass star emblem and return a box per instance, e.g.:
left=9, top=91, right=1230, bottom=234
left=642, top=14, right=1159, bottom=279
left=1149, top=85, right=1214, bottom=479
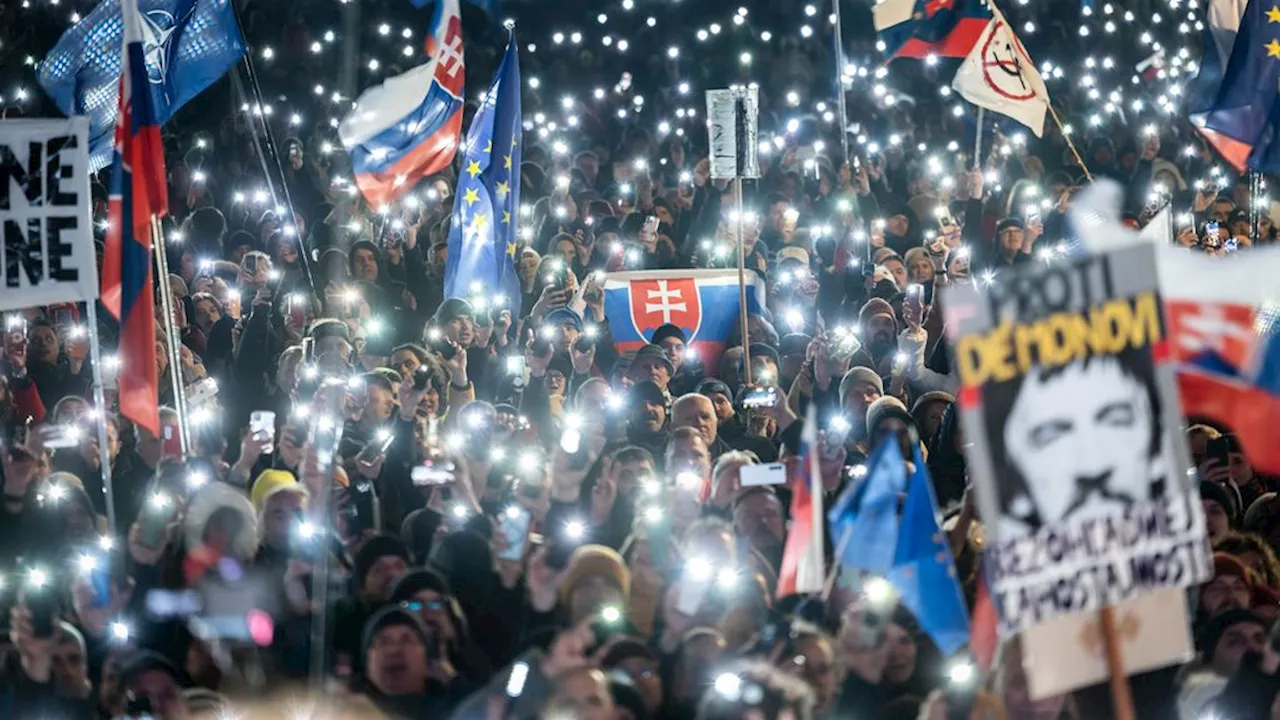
left=139, top=8, right=181, bottom=85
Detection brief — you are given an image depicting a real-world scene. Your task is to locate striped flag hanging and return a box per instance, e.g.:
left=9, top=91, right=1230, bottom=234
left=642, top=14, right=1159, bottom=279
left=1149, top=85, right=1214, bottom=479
left=102, top=0, right=170, bottom=436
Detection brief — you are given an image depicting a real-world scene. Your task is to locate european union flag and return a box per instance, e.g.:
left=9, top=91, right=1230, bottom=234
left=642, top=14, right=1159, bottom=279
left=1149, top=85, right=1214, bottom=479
left=887, top=447, right=970, bottom=655
left=827, top=438, right=906, bottom=577
left=1202, top=0, right=1280, bottom=171
left=443, top=35, right=522, bottom=315
left=37, top=0, right=246, bottom=171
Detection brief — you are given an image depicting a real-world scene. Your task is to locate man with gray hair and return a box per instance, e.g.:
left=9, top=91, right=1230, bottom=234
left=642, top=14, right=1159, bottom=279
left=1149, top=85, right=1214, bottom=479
left=672, top=393, right=779, bottom=462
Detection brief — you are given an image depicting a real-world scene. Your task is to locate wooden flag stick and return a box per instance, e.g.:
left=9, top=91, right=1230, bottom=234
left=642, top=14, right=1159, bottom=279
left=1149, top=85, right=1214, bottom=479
left=1099, top=606, right=1136, bottom=720
left=1047, top=103, right=1094, bottom=182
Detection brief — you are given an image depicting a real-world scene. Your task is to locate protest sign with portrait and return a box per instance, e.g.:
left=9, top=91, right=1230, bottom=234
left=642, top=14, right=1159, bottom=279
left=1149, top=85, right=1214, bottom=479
left=945, top=242, right=1210, bottom=635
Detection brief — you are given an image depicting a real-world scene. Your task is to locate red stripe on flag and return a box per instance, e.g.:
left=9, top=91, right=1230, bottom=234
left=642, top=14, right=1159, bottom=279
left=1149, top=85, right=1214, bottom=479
left=957, top=384, right=981, bottom=409
left=892, top=17, right=989, bottom=59
left=777, top=465, right=813, bottom=598
left=118, top=272, right=160, bottom=437
left=1151, top=339, right=1171, bottom=364
left=1195, top=126, right=1252, bottom=174
left=970, top=575, right=999, bottom=674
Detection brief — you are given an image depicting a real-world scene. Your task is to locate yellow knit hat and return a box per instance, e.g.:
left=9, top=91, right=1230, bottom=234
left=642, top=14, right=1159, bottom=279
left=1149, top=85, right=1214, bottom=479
left=250, top=469, right=298, bottom=514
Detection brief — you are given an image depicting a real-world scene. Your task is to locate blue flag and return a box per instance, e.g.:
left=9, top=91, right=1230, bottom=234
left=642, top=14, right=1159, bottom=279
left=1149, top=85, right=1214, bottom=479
left=827, top=438, right=906, bottom=577
left=38, top=0, right=246, bottom=171
left=887, top=448, right=971, bottom=655
left=1201, top=0, right=1280, bottom=171
left=443, top=35, right=522, bottom=315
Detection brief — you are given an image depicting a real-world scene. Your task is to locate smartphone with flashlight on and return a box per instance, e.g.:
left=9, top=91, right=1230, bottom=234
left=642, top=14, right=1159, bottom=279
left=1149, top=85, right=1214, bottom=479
left=497, top=505, right=533, bottom=562
left=20, top=569, right=59, bottom=638
left=740, top=385, right=778, bottom=409
left=905, top=283, right=925, bottom=319
left=249, top=411, right=275, bottom=453
left=356, top=431, right=395, bottom=465
left=139, top=490, right=177, bottom=548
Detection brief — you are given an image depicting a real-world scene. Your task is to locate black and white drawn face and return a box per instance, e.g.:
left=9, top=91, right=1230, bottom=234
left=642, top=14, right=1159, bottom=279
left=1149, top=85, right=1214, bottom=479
left=1002, top=356, right=1157, bottom=533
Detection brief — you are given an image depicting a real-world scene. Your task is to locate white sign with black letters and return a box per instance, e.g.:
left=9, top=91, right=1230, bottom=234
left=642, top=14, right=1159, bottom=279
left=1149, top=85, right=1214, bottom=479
left=706, top=86, right=760, bottom=180
left=0, top=117, right=96, bottom=311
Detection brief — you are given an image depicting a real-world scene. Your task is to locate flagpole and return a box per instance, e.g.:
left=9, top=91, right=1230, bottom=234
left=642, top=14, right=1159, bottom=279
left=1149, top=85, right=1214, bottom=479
left=832, top=0, right=851, bottom=168
left=1099, top=606, right=1137, bottom=720
left=821, top=528, right=854, bottom=601
left=973, top=107, right=985, bottom=170
left=151, top=215, right=190, bottom=455
left=1250, top=171, right=1261, bottom=244
left=736, top=177, right=752, bottom=386
left=85, top=303, right=118, bottom=533
left=1047, top=104, right=1094, bottom=182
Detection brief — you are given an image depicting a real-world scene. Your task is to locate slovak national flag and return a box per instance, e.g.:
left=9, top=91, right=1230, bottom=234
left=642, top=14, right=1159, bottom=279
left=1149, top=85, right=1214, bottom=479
left=340, top=0, right=465, bottom=206
left=778, top=405, right=825, bottom=598
left=874, top=0, right=992, bottom=61
left=603, top=269, right=764, bottom=376
left=103, top=0, right=169, bottom=437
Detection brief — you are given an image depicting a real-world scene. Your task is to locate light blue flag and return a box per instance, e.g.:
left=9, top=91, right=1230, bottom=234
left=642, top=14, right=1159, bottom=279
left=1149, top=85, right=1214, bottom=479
left=827, top=437, right=907, bottom=577
left=887, top=447, right=971, bottom=655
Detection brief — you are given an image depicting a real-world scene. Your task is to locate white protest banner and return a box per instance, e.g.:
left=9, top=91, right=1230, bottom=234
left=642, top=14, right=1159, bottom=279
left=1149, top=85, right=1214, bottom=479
left=705, top=86, right=760, bottom=180
left=951, top=4, right=1049, bottom=137
left=944, top=242, right=1210, bottom=635
left=0, top=118, right=97, bottom=311
left=1021, top=587, right=1193, bottom=699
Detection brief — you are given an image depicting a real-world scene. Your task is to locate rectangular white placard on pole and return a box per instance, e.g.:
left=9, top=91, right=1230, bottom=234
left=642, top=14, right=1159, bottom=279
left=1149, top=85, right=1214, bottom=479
left=0, top=118, right=98, bottom=311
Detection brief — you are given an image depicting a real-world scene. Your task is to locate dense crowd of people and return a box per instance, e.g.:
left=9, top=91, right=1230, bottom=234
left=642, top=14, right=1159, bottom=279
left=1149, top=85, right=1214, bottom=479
left=2, top=0, right=1280, bottom=718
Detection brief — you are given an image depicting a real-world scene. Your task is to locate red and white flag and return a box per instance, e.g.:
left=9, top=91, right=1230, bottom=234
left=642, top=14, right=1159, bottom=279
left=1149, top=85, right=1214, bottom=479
left=778, top=406, right=825, bottom=598
left=951, top=4, right=1049, bottom=136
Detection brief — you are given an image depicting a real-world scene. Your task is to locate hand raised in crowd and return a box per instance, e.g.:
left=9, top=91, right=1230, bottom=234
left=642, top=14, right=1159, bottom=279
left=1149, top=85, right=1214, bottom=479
left=128, top=516, right=177, bottom=568
left=277, top=425, right=304, bottom=468
left=10, top=603, right=54, bottom=683
left=530, top=285, right=568, bottom=319
left=526, top=544, right=567, bottom=614
left=71, top=575, right=135, bottom=640
left=967, top=166, right=985, bottom=199
left=232, top=426, right=273, bottom=477
left=442, top=340, right=468, bottom=386
left=693, top=157, right=711, bottom=188
left=854, top=163, right=871, bottom=196
left=540, top=618, right=596, bottom=679
left=4, top=331, right=27, bottom=373
left=525, top=335, right=554, bottom=378
left=569, top=338, right=596, bottom=376
left=2, top=442, right=37, bottom=499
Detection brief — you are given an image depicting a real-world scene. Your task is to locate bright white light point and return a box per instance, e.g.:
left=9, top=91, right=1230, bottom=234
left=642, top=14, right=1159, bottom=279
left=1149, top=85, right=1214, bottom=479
left=864, top=577, right=893, bottom=604
left=378, top=23, right=390, bottom=35
left=739, top=52, right=752, bottom=65
left=714, top=673, right=742, bottom=699
left=261, top=47, right=274, bottom=60
left=565, top=520, right=586, bottom=539
left=111, top=622, right=130, bottom=641
left=949, top=661, right=975, bottom=685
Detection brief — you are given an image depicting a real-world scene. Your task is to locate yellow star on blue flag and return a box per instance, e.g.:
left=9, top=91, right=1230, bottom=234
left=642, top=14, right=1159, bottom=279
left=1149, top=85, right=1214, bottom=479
left=443, top=35, right=524, bottom=315
left=1201, top=0, right=1280, bottom=173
